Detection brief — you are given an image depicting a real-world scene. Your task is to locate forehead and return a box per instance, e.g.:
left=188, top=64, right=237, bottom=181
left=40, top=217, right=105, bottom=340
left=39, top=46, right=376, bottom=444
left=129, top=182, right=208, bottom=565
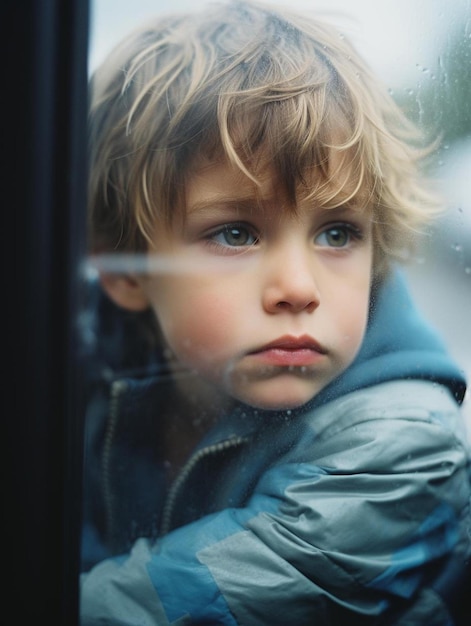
left=186, top=160, right=277, bottom=209
left=184, top=153, right=371, bottom=218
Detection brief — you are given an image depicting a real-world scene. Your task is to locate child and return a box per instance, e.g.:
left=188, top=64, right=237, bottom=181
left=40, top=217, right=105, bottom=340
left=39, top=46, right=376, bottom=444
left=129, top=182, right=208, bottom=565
left=80, top=1, right=470, bottom=624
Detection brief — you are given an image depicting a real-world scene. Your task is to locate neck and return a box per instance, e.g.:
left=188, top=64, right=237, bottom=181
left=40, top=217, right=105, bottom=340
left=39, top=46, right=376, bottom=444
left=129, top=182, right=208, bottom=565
left=160, top=364, right=233, bottom=482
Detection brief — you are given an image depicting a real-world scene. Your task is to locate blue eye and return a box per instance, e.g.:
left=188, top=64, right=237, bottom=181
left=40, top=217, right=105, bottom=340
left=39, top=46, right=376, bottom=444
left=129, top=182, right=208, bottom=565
left=315, top=224, right=361, bottom=248
left=211, top=224, right=258, bottom=247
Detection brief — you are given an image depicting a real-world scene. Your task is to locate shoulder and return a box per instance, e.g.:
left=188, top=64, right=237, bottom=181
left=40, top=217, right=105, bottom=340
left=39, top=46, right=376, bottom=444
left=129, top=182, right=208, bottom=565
left=293, top=380, right=470, bottom=475
left=306, top=379, right=466, bottom=439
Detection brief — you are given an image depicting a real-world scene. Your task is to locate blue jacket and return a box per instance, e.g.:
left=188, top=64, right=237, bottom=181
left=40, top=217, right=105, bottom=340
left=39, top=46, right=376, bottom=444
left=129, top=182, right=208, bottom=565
left=80, top=268, right=470, bottom=625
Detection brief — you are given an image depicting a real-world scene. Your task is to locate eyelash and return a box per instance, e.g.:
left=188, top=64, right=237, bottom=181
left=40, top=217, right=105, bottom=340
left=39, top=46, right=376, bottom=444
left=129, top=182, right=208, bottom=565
left=205, top=223, right=259, bottom=253
left=315, top=223, right=364, bottom=248
left=204, top=221, right=364, bottom=253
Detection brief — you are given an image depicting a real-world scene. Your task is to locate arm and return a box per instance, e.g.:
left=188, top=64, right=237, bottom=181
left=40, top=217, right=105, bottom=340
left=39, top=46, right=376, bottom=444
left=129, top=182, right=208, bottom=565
left=80, top=383, right=471, bottom=625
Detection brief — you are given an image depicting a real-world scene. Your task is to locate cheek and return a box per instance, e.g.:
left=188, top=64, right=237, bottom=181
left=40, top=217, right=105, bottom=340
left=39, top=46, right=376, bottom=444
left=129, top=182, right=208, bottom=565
left=343, top=298, right=369, bottom=352
left=328, top=273, right=371, bottom=359
left=345, top=293, right=370, bottom=354
left=152, top=279, right=243, bottom=366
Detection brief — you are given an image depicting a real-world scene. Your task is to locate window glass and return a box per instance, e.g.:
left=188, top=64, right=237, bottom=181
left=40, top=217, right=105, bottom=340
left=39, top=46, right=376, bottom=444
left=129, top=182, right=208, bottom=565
left=80, top=1, right=470, bottom=623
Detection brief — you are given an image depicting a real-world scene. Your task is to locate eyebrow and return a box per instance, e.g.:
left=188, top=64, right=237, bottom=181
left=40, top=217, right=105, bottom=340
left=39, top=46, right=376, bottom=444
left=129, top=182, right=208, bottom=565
left=186, top=195, right=373, bottom=220
left=186, top=197, right=269, bottom=216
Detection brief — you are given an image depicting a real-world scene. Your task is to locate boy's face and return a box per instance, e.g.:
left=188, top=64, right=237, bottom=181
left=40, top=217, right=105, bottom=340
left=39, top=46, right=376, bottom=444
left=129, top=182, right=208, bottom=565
left=137, top=161, right=373, bottom=410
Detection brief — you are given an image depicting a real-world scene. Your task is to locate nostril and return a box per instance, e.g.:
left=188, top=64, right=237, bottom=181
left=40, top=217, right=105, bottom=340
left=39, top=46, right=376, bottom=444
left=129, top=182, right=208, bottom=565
left=275, top=299, right=318, bottom=312
left=262, top=278, right=321, bottom=314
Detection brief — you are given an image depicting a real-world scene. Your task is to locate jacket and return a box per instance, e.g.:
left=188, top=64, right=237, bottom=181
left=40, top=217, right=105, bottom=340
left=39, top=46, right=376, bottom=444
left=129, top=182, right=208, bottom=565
left=80, top=268, right=470, bottom=625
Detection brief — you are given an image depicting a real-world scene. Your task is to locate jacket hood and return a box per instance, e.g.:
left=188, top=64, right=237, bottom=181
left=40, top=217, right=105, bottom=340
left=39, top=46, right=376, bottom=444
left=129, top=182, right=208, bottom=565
left=306, top=267, right=467, bottom=410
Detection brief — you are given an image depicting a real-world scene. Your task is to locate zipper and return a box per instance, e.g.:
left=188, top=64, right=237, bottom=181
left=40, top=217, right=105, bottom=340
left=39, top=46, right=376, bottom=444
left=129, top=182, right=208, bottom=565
left=160, top=435, right=248, bottom=536
left=102, top=378, right=128, bottom=547
left=102, top=379, right=249, bottom=541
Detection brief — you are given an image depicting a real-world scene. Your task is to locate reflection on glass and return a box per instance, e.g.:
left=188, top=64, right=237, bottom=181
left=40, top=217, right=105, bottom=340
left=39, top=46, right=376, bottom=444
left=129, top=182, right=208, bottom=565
left=79, top=1, right=471, bottom=624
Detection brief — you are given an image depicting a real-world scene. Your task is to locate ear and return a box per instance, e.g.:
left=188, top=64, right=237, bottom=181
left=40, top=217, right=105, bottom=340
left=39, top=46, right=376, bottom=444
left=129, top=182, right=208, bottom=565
left=98, top=272, right=150, bottom=312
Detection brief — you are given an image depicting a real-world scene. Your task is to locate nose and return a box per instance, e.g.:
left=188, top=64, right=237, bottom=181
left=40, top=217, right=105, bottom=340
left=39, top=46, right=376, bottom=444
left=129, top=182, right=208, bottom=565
left=262, top=244, right=320, bottom=314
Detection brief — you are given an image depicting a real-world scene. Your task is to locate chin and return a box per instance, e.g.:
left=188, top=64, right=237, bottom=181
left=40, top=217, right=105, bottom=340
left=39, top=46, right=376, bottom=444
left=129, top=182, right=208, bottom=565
left=233, top=385, right=320, bottom=412
left=249, top=398, right=312, bottom=411
left=223, top=371, right=331, bottom=412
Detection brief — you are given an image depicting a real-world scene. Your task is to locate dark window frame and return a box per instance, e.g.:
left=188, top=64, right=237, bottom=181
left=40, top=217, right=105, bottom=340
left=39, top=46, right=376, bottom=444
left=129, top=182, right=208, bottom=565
left=8, top=1, right=89, bottom=622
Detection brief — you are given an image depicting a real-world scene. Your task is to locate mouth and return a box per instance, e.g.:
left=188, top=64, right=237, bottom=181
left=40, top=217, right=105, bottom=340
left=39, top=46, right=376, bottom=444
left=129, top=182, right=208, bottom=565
left=248, top=335, right=327, bottom=367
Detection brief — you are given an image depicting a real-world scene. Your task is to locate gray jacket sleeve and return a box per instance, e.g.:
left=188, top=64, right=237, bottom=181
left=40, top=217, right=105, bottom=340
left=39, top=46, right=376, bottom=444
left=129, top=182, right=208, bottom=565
left=81, top=381, right=471, bottom=625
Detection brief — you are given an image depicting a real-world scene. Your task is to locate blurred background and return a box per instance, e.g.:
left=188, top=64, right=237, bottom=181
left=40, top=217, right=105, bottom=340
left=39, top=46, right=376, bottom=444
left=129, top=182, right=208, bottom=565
left=88, top=0, right=471, bottom=431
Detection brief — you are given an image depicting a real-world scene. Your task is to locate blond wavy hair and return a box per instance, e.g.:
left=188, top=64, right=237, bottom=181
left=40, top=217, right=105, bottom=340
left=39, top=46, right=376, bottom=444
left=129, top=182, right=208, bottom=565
left=88, top=0, right=440, bottom=276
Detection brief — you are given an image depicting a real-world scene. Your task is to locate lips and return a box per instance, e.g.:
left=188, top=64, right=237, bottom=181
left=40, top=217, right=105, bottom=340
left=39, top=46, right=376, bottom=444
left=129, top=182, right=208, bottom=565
left=248, top=335, right=326, bottom=367
left=254, top=335, right=326, bottom=353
